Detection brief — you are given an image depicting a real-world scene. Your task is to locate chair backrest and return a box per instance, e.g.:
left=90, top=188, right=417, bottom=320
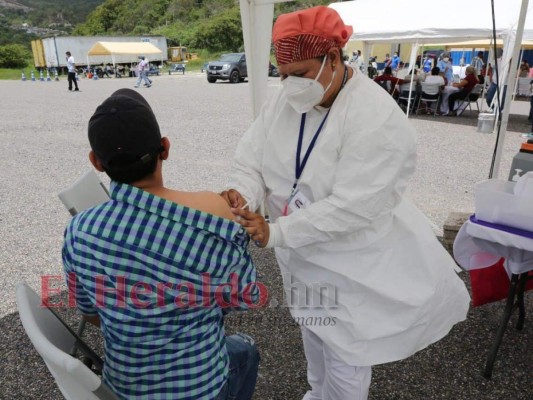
left=16, top=282, right=119, bottom=400
left=399, top=83, right=415, bottom=95
left=421, top=82, right=441, bottom=96
left=58, top=170, right=110, bottom=216
left=469, top=83, right=484, bottom=97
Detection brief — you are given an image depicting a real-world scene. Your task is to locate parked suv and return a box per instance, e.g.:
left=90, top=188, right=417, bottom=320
left=207, top=53, right=247, bottom=83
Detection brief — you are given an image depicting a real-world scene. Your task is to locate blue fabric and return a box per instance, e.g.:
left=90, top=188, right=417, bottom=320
left=391, top=55, right=400, bottom=69
left=423, top=59, right=432, bottom=73
left=471, top=215, right=533, bottom=239
left=62, top=181, right=259, bottom=399
left=437, top=59, right=453, bottom=83
left=215, top=334, right=260, bottom=400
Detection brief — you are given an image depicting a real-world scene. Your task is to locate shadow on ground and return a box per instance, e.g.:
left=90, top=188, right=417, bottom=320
left=1, top=246, right=531, bottom=400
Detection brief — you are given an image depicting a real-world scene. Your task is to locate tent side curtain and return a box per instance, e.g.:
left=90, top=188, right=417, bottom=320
left=87, top=42, right=162, bottom=56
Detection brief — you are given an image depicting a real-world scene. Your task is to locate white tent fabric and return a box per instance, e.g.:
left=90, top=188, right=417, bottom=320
left=87, top=42, right=162, bottom=56
left=238, top=0, right=531, bottom=177
left=239, top=0, right=532, bottom=119
left=329, top=0, right=532, bottom=178
left=239, top=0, right=281, bottom=118
left=329, top=0, right=530, bottom=44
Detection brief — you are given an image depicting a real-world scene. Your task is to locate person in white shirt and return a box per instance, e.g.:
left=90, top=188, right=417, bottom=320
left=424, top=66, right=446, bottom=87
left=222, top=6, right=469, bottom=400
left=350, top=50, right=364, bottom=72
left=134, top=56, right=152, bottom=88
left=65, top=51, right=79, bottom=91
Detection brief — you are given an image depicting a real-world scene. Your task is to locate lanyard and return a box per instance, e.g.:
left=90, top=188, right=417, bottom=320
left=294, top=110, right=330, bottom=189
left=292, top=66, right=349, bottom=192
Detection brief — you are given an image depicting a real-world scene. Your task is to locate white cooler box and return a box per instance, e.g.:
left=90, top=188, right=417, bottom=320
left=475, top=179, right=533, bottom=231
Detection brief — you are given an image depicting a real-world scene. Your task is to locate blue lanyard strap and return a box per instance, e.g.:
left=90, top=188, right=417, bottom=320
left=293, top=66, right=349, bottom=189
left=295, top=110, right=330, bottom=184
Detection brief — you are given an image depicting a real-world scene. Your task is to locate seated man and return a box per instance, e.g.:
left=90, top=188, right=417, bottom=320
left=373, top=66, right=406, bottom=97
left=62, top=89, right=260, bottom=400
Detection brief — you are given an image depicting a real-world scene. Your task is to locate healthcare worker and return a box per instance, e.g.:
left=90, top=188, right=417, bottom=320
left=223, top=6, right=470, bottom=400
left=437, top=52, right=454, bottom=84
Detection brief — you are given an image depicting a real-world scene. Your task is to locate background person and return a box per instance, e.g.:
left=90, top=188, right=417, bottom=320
left=63, top=88, right=260, bottom=400
left=519, top=59, right=530, bottom=77
left=486, top=48, right=504, bottom=110
left=383, top=53, right=391, bottom=68
left=422, top=56, right=433, bottom=73
left=350, top=49, right=364, bottom=72
left=222, top=6, right=469, bottom=400
left=437, top=52, right=454, bottom=85
left=373, top=66, right=406, bottom=97
left=446, top=65, right=479, bottom=116
left=390, top=51, right=400, bottom=70
left=471, top=51, right=485, bottom=83
left=65, top=51, right=79, bottom=91
left=134, top=56, right=152, bottom=88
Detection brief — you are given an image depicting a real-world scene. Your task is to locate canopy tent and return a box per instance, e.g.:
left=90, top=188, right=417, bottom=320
left=329, top=0, right=529, bottom=45
left=239, top=0, right=531, bottom=178
left=86, top=41, right=163, bottom=67
left=329, top=0, right=532, bottom=178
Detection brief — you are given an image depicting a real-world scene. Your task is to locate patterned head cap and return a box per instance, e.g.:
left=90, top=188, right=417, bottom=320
left=273, top=6, right=353, bottom=65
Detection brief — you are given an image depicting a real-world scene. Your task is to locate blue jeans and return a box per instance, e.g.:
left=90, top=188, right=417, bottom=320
left=215, top=333, right=260, bottom=400
left=135, top=71, right=152, bottom=86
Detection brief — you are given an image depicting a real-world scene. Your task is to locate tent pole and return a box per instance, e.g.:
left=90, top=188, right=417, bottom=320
left=491, top=0, right=529, bottom=179
left=405, top=41, right=420, bottom=117
left=512, top=47, right=524, bottom=100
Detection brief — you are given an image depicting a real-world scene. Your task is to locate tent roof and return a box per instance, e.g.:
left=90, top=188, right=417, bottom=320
left=329, top=0, right=530, bottom=44
left=87, top=41, right=162, bottom=56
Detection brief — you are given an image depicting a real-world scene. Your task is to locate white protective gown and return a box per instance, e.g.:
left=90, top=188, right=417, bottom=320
left=229, top=68, right=470, bottom=366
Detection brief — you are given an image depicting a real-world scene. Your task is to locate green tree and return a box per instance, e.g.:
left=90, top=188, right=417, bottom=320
left=191, top=6, right=242, bottom=52
left=0, top=44, right=31, bottom=68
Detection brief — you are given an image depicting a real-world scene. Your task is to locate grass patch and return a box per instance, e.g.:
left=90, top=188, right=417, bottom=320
left=0, top=66, right=32, bottom=80
left=0, top=66, right=63, bottom=80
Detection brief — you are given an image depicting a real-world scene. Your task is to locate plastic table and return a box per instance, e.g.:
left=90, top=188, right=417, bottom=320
left=454, top=215, right=532, bottom=378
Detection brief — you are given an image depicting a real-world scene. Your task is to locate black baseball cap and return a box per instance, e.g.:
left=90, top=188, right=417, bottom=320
left=88, top=89, right=162, bottom=173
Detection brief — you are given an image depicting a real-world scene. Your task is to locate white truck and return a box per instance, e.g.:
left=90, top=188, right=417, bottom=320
left=31, top=36, right=168, bottom=70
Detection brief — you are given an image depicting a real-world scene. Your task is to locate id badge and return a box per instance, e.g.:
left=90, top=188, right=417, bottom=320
left=288, top=189, right=311, bottom=212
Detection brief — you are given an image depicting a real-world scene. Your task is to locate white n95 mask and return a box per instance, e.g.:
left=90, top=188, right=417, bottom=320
left=282, top=55, right=336, bottom=114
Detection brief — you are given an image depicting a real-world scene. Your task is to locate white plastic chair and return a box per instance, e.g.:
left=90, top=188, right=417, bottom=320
left=16, top=282, right=119, bottom=400
left=58, top=170, right=110, bottom=351
left=417, top=82, right=441, bottom=116
left=58, top=170, right=110, bottom=216
left=397, top=83, right=418, bottom=112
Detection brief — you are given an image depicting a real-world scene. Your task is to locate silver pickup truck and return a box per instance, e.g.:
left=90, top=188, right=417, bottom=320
left=206, top=52, right=247, bottom=83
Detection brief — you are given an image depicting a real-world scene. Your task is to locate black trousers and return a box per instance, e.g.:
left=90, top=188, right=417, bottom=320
left=448, top=90, right=467, bottom=112
left=68, top=72, right=79, bottom=90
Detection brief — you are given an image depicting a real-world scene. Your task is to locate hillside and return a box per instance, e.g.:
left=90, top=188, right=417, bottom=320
left=0, top=0, right=336, bottom=51
left=0, top=0, right=104, bottom=45
left=74, top=0, right=333, bottom=52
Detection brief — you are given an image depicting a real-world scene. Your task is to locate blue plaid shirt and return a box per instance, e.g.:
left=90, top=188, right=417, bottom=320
left=62, top=182, right=258, bottom=399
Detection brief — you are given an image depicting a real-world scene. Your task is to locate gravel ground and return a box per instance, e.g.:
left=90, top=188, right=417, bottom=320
left=0, top=73, right=531, bottom=399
